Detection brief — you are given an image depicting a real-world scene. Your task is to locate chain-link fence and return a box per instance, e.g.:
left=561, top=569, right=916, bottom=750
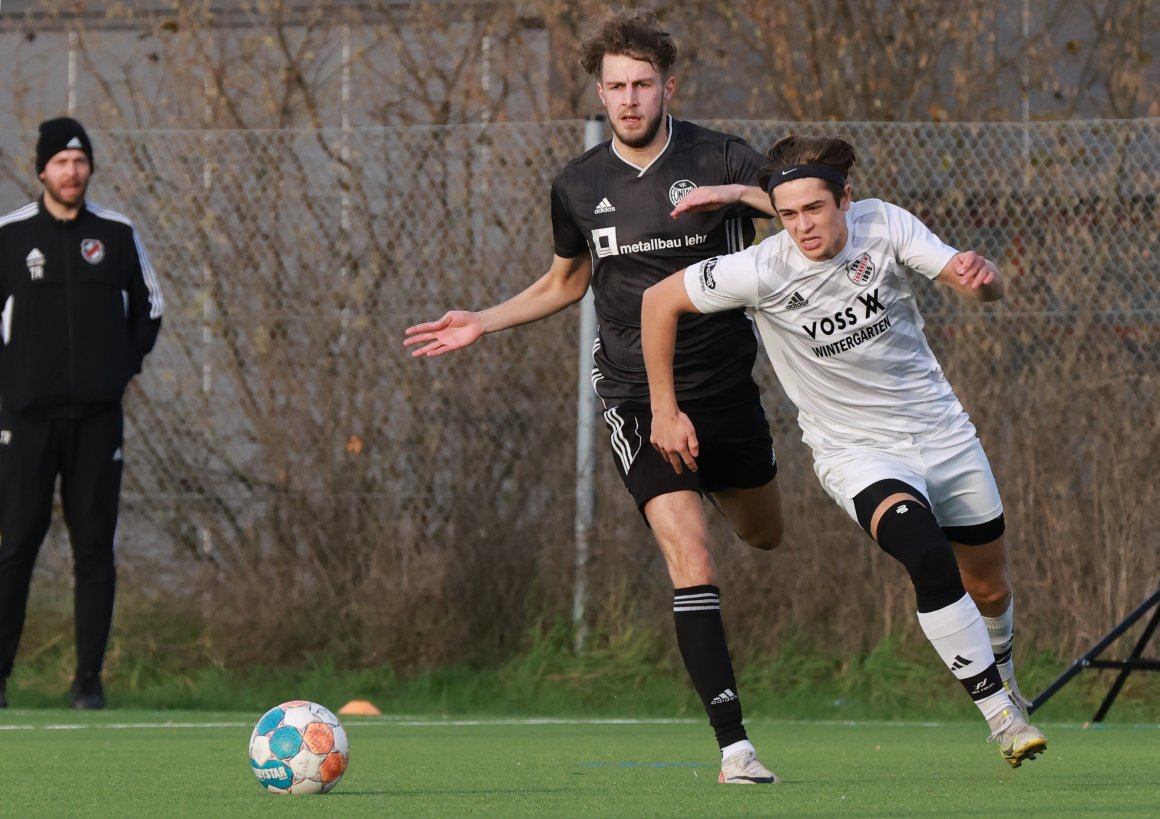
left=0, top=120, right=1156, bottom=670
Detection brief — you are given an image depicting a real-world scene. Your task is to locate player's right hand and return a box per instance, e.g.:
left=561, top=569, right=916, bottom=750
left=650, top=409, right=700, bottom=474
left=403, top=310, right=484, bottom=357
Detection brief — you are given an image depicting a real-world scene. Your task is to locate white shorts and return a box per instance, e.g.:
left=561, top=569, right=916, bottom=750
left=812, top=418, right=1003, bottom=528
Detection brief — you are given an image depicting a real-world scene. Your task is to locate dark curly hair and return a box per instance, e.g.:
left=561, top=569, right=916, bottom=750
left=578, top=8, right=677, bottom=78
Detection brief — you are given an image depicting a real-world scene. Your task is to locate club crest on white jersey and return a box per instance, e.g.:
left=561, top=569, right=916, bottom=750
left=846, top=252, right=876, bottom=286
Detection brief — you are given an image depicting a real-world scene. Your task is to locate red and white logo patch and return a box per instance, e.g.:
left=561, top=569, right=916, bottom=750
left=81, top=239, right=105, bottom=264
left=846, top=252, right=875, bottom=286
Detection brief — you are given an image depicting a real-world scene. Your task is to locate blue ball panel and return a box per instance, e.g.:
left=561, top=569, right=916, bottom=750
left=256, top=707, right=285, bottom=735
left=269, top=725, right=303, bottom=759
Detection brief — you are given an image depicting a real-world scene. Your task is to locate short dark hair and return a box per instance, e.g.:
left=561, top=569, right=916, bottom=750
left=578, top=8, right=677, bottom=78
left=759, top=135, right=857, bottom=206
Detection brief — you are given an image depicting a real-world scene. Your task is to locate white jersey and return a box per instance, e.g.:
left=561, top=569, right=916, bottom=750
left=684, top=199, right=963, bottom=452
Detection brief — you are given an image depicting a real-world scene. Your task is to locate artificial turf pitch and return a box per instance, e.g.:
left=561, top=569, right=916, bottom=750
left=2, top=711, right=1157, bottom=817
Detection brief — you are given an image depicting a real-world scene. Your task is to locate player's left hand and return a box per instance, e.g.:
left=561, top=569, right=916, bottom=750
left=953, top=251, right=995, bottom=290
left=670, top=184, right=743, bottom=218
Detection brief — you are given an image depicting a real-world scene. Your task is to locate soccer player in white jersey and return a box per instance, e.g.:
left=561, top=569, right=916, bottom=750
left=640, top=134, right=1048, bottom=768
left=407, top=10, right=783, bottom=784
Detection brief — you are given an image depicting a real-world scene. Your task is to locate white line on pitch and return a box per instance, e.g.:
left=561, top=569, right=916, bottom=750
left=1, top=716, right=1151, bottom=731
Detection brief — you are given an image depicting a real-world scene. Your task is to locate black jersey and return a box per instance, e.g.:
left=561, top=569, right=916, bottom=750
left=551, top=117, right=764, bottom=404
left=0, top=198, right=163, bottom=416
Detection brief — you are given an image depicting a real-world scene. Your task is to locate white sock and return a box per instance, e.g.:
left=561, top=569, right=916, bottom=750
left=720, top=739, right=754, bottom=760
left=980, top=597, right=1022, bottom=697
left=916, top=593, right=1012, bottom=724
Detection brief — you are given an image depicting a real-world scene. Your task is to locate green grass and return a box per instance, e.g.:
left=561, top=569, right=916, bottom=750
left=1, top=710, right=1157, bottom=817
left=6, top=615, right=1158, bottom=817
left=7, top=635, right=1159, bottom=724
left=12, top=597, right=1160, bottom=723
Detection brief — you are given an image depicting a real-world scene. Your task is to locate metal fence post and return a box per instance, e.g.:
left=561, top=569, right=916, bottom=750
left=572, top=114, right=605, bottom=652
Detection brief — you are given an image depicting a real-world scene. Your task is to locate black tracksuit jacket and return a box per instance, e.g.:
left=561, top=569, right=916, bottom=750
left=0, top=197, right=163, bottom=417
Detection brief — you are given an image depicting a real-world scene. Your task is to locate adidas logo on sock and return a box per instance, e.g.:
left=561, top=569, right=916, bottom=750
left=710, top=688, right=737, bottom=705
left=785, top=291, right=809, bottom=309
left=950, top=654, right=973, bottom=671
left=594, top=197, right=616, bottom=214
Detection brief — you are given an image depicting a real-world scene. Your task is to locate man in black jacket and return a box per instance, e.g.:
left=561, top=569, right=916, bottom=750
left=0, top=118, right=163, bottom=709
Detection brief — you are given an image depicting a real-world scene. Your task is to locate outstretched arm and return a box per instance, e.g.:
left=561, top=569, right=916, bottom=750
left=669, top=184, right=774, bottom=218
left=935, top=250, right=1004, bottom=302
left=404, top=253, right=592, bottom=357
left=641, top=272, right=703, bottom=474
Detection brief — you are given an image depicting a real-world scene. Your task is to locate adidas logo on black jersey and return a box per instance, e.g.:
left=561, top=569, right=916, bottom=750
left=594, top=197, right=616, bottom=214
left=785, top=291, right=809, bottom=310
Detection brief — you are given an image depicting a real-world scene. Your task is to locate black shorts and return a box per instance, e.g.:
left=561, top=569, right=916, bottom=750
left=602, top=378, right=777, bottom=511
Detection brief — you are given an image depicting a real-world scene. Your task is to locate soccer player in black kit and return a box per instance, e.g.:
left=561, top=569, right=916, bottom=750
left=406, top=9, right=783, bottom=784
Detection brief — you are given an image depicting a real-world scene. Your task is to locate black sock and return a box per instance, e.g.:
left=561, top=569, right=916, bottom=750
left=673, top=585, right=747, bottom=748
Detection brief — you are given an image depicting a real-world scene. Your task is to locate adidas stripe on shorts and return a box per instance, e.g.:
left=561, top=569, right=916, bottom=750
left=602, top=378, right=777, bottom=513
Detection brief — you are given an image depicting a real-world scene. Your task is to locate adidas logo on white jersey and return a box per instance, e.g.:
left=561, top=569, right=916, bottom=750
left=710, top=688, right=738, bottom=705
left=594, top=197, right=616, bottom=214
left=785, top=291, right=809, bottom=310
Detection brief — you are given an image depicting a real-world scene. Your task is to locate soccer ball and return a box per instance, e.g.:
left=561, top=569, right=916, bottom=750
left=249, top=700, right=350, bottom=794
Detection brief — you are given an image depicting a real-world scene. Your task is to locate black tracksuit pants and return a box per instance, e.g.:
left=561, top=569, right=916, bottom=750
left=0, top=405, right=123, bottom=681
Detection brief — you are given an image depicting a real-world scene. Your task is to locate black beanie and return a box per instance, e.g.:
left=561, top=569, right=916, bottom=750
left=36, top=117, right=94, bottom=174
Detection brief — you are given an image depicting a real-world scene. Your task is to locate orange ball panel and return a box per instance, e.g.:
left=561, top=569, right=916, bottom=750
left=320, top=751, right=347, bottom=783
left=302, top=722, right=335, bottom=754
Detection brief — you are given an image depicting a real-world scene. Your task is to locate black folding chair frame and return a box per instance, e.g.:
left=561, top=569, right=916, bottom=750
left=1030, top=587, right=1160, bottom=722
